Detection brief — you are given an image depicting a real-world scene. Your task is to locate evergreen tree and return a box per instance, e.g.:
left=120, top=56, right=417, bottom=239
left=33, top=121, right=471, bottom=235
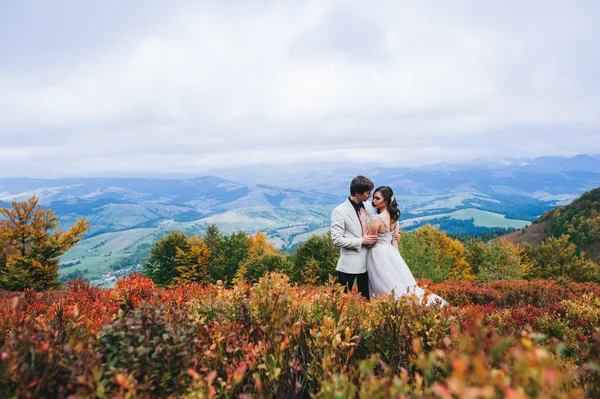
left=203, top=224, right=222, bottom=252
left=0, top=196, right=88, bottom=290
left=203, top=224, right=225, bottom=281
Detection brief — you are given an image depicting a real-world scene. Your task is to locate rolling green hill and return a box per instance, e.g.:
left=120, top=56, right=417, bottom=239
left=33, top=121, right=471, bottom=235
left=60, top=228, right=161, bottom=283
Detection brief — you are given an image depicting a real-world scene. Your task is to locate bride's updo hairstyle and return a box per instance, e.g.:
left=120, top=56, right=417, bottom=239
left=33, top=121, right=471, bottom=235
left=374, top=186, right=400, bottom=223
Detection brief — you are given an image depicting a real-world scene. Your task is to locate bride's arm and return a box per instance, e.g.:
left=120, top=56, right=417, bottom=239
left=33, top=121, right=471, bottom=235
left=368, top=218, right=381, bottom=235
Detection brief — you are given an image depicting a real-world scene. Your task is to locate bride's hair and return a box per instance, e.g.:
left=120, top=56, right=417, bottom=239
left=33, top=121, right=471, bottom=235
left=374, top=186, right=400, bottom=223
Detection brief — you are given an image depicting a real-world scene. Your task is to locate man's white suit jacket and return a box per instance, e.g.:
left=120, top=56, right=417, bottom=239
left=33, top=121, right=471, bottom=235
left=330, top=199, right=374, bottom=274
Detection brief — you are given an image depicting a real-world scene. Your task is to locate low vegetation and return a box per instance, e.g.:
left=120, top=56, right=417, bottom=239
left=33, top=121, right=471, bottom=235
left=1, top=274, right=600, bottom=397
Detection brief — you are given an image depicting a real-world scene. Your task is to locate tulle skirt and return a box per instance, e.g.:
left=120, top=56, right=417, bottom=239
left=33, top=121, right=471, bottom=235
left=367, top=243, right=447, bottom=306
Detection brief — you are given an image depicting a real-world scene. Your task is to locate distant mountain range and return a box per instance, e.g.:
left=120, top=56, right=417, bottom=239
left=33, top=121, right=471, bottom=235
left=1, top=154, right=599, bottom=236
left=0, top=176, right=338, bottom=234
left=206, top=154, right=600, bottom=196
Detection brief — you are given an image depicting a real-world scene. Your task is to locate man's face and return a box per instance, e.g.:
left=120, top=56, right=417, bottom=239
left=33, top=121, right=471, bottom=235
left=356, top=191, right=372, bottom=202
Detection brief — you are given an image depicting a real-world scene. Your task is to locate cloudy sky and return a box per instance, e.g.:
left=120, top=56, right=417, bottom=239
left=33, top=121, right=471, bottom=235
left=0, top=0, right=598, bottom=177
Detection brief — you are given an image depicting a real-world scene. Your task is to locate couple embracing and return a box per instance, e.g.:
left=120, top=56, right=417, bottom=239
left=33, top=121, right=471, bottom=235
left=330, top=175, right=446, bottom=305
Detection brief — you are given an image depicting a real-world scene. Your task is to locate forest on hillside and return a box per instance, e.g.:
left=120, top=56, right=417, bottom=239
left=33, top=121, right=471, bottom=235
left=541, top=186, right=600, bottom=248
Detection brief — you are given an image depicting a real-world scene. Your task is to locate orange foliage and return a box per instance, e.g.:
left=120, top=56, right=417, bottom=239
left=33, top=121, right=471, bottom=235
left=248, top=231, right=277, bottom=257
left=0, top=195, right=88, bottom=290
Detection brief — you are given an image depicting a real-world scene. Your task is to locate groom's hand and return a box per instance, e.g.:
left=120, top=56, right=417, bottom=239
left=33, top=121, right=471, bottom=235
left=362, top=235, right=378, bottom=246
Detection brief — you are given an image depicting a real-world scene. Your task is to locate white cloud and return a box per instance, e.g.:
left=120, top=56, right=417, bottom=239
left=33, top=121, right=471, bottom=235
left=0, top=0, right=599, bottom=177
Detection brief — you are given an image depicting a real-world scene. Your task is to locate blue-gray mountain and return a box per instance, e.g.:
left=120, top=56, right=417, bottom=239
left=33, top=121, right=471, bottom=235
left=1, top=154, right=599, bottom=238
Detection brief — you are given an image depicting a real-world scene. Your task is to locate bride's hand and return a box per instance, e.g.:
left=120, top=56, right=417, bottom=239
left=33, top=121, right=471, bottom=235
left=392, top=229, right=400, bottom=248
left=358, top=208, right=368, bottom=225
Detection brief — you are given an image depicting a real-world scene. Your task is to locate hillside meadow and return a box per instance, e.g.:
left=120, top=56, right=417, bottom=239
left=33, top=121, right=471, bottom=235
left=1, top=273, right=600, bottom=398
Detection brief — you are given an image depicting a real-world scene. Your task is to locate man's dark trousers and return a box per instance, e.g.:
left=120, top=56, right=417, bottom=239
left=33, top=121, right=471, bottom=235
left=338, top=271, right=369, bottom=299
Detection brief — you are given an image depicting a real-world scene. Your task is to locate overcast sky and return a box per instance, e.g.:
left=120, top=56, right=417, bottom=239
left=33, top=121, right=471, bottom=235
left=0, top=0, right=598, bottom=177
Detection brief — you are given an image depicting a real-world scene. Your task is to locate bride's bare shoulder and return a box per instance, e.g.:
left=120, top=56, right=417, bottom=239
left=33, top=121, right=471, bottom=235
left=370, top=216, right=382, bottom=226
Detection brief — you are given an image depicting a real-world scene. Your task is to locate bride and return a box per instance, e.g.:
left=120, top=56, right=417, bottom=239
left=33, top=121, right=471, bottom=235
left=359, top=186, right=447, bottom=306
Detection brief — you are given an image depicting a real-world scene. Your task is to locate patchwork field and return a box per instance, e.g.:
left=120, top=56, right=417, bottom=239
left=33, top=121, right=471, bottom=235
left=401, top=207, right=531, bottom=229
left=60, top=228, right=160, bottom=281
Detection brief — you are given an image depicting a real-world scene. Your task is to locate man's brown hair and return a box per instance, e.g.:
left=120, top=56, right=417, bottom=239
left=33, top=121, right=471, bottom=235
left=350, top=175, right=374, bottom=196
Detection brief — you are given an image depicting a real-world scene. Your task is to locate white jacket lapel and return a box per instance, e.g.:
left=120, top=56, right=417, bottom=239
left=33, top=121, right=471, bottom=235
left=345, top=200, right=362, bottom=232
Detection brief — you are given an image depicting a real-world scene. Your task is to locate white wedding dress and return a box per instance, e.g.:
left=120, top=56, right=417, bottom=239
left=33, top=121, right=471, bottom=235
left=367, top=214, right=447, bottom=306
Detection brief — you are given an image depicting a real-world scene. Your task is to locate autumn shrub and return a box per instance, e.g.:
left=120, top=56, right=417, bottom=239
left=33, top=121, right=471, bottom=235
left=111, top=272, right=158, bottom=310
left=4, top=272, right=600, bottom=397
left=245, top=272, right=312, bottom=396
left=414, top=326, right=585, bottom=398
left=0, top=312, right=71, bottom=397
left=97, top=303, right=198, bottom=397
left=62, top=278, right=119, bottom=335
left=428, top=279, right=600, bottom=307
left=362, top=293, right=451, bottom=375
left=299, top=279, right=371, bottom=392
left=575, top=328, right=600, bottom=397
left=0, top=297, right=103, bottom=398
left=318, top=327, right=586, bottom=399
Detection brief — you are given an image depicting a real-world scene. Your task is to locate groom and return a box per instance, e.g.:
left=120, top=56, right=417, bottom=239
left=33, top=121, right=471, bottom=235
left=330, top=175, right=378, bottom=299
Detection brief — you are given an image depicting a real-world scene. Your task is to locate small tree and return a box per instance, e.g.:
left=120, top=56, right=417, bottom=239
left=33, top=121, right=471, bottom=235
left=398, top=224, right=474, bottom=283
left=292, top=232, right=339, bottom=284
left=248, top=231, right=277, bottom=257
left=217, top=231, right=250, bottom=283
left=239, top=253, right=292, bottom=284
left=143, top=231, right=190, bottom=287
left=527, top=234, right=599, bottom=283
left=302, top=257, right=320, bottom=285
left=0, top=196, right=88, bottom=290
left=173, top=236, right=211, bottom=285
left=465, top=238, right=523, bottom=282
